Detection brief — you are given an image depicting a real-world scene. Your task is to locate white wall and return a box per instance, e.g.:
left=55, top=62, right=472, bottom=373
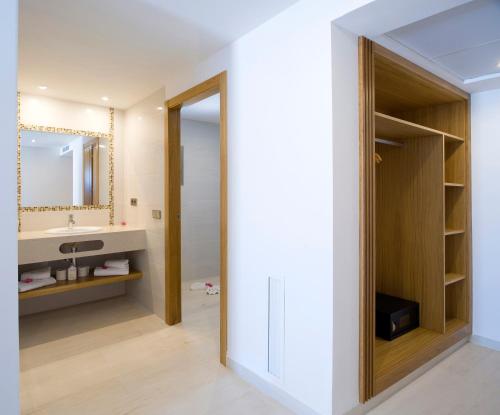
left=21, top=94, right=110, bottom=132
left=0, top=0, right=20, bottom=412
left=331, top=24, right=360, bottom=415
left=180, top=118, right=220, bottom=282
left=18, top=93, right=122, bottom=231
left=159, top=1, right=371, bottom=413
left=471, top=89, right=500, bottom=344
left=123, top=88, right=166, bottom=319
left=21, top=146, right=73, bottom=206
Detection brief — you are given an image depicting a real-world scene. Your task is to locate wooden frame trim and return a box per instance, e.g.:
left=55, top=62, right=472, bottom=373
left=167, top=75, right=222, bottom=109
left=359, top=37, right=375, bottom=402
left=465, top=100, right=473, bottom=326
left=372, top=43, right=469, bottom=101
left=164, top=72, right=228, bottom=366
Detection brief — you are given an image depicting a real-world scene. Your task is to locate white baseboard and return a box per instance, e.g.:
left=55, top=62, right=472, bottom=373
left=228, top=337, right=478, bottom=415
left=227, top=358, right=320, bottom=415
left=471, top=334, right=500, bottom=351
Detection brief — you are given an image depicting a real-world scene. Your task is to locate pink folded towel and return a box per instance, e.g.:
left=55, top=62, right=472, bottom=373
left=18, top=277, right=57, bottom=292
left=20, top=267, right=51, bottom=281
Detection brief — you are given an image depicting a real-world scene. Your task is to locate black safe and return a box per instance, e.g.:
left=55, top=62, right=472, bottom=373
left=376, top=293, right=419, bottom=341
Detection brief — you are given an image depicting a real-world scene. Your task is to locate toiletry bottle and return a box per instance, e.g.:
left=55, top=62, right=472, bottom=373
left=67, top=257, right=77, bottom=281
left=67, top=245, right=78, bottom=281
left=56, top=268, right=67, bottom=281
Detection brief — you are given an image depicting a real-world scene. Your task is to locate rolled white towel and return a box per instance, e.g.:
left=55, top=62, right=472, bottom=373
left=104, top=259, right=129, bottom=268
left=19, top=277, right=57, bottom=292
left=21, top=267, right=51, bottom=281
left=94, top=266, right=129, bottom=277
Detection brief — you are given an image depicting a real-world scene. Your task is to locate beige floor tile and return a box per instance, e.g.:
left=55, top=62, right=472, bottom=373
left=368, top=343, right=500, bottom=415
left=20, top=280, right=290, bottom=415
left=21, top=281, right=500, bottom=415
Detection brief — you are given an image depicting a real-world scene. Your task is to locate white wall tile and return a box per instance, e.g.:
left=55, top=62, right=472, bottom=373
left=181, top=118, right=220, bottom=281
left=123, top=88, right=166, bottom=319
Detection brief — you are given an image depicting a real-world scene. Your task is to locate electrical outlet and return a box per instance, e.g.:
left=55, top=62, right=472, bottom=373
left=130, top=198, right=138, bottom=206
left=152, top=210, right=162, bottom=220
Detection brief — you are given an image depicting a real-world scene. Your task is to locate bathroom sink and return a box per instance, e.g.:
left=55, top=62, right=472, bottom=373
left=45, top=226, right=102, bottom=235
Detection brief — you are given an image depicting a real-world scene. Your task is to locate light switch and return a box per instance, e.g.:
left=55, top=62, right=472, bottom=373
left=152, top=210, right=162, bottom=220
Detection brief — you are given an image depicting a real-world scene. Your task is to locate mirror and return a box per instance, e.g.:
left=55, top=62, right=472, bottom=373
left=20, top=130, right=110, bottom=207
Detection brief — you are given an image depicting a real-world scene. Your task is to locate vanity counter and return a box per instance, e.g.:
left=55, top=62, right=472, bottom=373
left=19, top=225, right=146, bottom=265
left=19, top=225, right=144, bottom=241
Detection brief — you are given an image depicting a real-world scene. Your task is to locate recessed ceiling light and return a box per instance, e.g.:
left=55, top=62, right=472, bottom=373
left=31, top=139, right=36, bottom=143
left=38, top=85, right=48, bottom=90
left=101, top=96, right=109, bottom=102
left=157, top=106, right=163, bottom=111
left=497, top=62, right=500, bottom=69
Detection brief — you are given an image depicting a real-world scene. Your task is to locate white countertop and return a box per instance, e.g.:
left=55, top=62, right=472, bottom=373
left=18, top=225, right=145, bottom=241
left=18, top=225, right=147, bottom=265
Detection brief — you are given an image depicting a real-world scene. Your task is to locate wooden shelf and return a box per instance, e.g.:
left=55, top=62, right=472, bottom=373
left=375, top=318, right=468, bottom=394
left=19, top=270, right=142, bottom=300
left=446, top=318, right=467, bottom=332
left=444, top=133, right=465, bottom=143
left=375, top=112, right=465, bottom=141
left=445, top=228, right=465, bottom=236
left=445, top=273, right=466, bottom=286
left=445, top=182, right=464, bottom=188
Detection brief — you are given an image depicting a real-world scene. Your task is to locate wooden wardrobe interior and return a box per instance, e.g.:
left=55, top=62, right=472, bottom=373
left=359, top=38, right=472, bottom=400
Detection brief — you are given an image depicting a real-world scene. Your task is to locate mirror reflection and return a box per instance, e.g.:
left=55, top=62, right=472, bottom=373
left=20, top=130, right=109, bottom=207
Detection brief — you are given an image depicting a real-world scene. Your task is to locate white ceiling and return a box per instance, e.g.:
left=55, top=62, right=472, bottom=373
left=386, top=0, right=500, bottom=85
left=336, top=0, right=500, bottom=93
left=181, top=94, right=220, bottom=124
left=19, top=0, right=299, bottom=109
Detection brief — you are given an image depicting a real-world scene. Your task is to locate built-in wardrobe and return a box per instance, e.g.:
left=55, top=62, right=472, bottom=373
left=359, top=38, right=471, bottom=400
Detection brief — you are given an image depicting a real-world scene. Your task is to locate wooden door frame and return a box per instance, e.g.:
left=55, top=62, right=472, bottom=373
left=164, top=72, right=228, bottom=365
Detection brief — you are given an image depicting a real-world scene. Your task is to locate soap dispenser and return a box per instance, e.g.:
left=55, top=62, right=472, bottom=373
left=67, top=246, right=77, bottom=281
left=67, top=259, right=77, bottom=281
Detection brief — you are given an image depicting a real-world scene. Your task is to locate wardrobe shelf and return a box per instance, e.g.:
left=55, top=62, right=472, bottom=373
left=19, top=270, right=142, bottom=300
left=445, top=273, right=466, bottom=286
left=445, top=182, right=464, bottom=188
left=444, top=133, right=465, bottom=143
left=445, top=318, right=467, bottom=332
left=375, top=112, right=465, bottom=141
left=445, top=229, right=465, bottom=236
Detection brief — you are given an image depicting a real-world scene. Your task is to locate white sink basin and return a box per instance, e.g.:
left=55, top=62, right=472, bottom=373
left=45, top=226, right=102, bottom=235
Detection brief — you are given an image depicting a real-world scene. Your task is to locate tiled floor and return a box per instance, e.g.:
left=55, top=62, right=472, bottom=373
left=19, top=281, right=291, bottom=415
left=21, top=283, right=500, bottom=415
left=368, top=342, right=500, bottom=415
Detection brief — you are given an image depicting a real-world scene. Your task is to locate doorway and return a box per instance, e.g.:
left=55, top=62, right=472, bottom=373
left=164, top=73, right=227, bottom=365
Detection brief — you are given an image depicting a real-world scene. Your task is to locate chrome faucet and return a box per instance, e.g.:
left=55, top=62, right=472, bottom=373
left=68, top=214, right=76, bottom=229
